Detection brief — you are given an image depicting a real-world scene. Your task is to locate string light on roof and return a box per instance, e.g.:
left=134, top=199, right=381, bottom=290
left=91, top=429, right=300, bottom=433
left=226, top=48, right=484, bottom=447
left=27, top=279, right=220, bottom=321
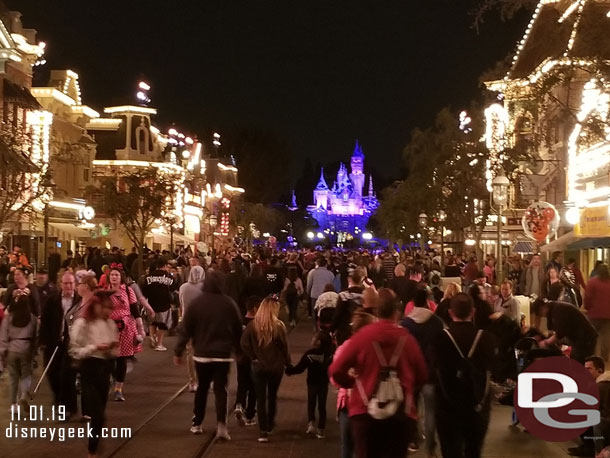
left=459, top=111, right=472, bottom=133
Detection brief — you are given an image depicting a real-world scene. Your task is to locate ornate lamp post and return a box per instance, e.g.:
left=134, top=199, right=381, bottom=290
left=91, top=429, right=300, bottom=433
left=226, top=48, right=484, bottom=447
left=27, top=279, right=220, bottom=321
left=209, top=214, right=218, bottom=256
left=418, top=212, right=428, bottom=253
left=438, top=210, right=447, bottom=268
left=492, top=171, right=510, bottom=283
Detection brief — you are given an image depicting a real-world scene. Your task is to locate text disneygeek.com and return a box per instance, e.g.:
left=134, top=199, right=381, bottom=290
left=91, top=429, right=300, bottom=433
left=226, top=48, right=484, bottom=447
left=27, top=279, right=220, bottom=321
left=5, top=423, right=132, bottom=441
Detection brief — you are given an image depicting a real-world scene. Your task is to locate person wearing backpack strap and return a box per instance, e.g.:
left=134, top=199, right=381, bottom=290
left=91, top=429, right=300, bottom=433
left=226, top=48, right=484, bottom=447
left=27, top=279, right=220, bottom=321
left=433, top=292, right=496, bottom=458
left=329, top=288, right=427, bottom=458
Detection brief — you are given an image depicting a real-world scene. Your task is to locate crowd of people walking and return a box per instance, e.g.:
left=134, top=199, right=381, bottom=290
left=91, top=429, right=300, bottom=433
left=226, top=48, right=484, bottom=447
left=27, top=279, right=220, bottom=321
left=1, top=243, right=610, bottom=458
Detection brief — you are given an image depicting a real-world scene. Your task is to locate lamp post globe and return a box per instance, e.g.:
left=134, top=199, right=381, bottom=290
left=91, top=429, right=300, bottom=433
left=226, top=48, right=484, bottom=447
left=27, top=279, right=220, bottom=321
left=491, top=171, right=510, bottom=282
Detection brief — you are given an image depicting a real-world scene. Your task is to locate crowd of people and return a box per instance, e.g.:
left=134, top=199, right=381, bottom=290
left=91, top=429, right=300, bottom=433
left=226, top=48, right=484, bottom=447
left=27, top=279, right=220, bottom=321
left=0, top=243, right=610, bottom=457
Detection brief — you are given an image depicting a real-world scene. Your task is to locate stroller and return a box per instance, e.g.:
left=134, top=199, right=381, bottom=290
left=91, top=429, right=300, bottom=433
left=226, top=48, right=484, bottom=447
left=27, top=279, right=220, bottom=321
left=504, top=334, right=563, bottom=425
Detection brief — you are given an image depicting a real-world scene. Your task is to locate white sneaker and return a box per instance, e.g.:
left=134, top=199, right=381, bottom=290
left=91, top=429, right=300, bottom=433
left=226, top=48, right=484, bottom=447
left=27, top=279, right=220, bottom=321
left=189, top=382, right=198, bottom=393
left=305, top=421, right=315, bottom=434
left=154, top=345, right=167, bottom=351
left=150, top=336, right=157, bottom=348
left=190, top=425, right=203, bottom=434
left=234, top=405, right=245, bottom=425
left=316, top=428, right=325, bottom=439
left=216, top=423, right=231, bottom=441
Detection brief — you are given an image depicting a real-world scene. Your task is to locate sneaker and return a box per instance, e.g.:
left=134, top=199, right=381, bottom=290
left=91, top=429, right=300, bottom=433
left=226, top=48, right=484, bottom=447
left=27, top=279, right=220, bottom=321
left=305, top=421, right=316, bottom=435
left=234, top=405, right=245, bottom=425
left=408, top=443, right=419, bottom=452
left=190, top=425, right=203, bottom=435
left=150, top=336, right=157, bottom=348
left=154, top=345, right=167, bottom=351
left=315, top=429, right=325, bottom=439
left=113, top=390, right=125, bottom=402
left=258, top=432, right=269, bottom=443
left=216, top=423, right=231, bottom=441
left=290, top=320, right=296, bottom=327
left=244, top=418, right=257, bottom=427
left=568, top=446, right=594, bottom=457
left=189, top=383, right=198, bottom=393
left=80, top=415, right=92, bottom=423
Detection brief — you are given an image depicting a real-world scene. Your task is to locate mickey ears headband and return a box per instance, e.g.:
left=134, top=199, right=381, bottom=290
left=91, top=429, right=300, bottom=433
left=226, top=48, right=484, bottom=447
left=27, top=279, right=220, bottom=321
left=110, top=263, right=124, bottom=272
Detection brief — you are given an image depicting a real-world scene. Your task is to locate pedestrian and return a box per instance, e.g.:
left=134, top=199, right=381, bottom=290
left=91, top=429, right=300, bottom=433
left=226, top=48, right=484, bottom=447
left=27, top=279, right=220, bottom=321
left=533, top=293, right=598, bottom=364
left=331, top=310, right=376, bottom=458
left=403, top=286, right=437, bottom=317
left=401, top=288, right=445, bottom=456
left=494, top=279, right=520, bottom=323
left=329, top=288, right=427, bottom=458
left=240, top=296, right=291, bottom=443
left=584, top=264, right=610, bottom=362
left=106, top=266, right=144, bottom=401
left=306, top=258, right=335, bottom=319
left=234, top=296, right=260, bottom=427
left=33, top=269, right=57, bottom=316
left=179, top=265, right=205, bottom=392
left=1, top=267, right=41, bottom=317
left=264, top=257, right=284, bottom=295
left=331, top=270, right=364, bottom=345
left=469, top=284, right=493, bottom=331
left=175, top=271, right=243, bottom=440
left=69, top=290, right=118, bottom=458
left=282, top=267, right=304, bottom=327
left=434, top=292, right=496, bottom=458
left=39, top=271, right=81, bottom=417
left=520, top=254, right=545, bottom=298
left=0, top=294, right=37, bottom=410
left=388, top=263, right=410, bottom=306
left=142, top=259, right=177, bottom=351
left=285, top=328, right=334, bottom=439
left=435, top=282, right=461, bottom=325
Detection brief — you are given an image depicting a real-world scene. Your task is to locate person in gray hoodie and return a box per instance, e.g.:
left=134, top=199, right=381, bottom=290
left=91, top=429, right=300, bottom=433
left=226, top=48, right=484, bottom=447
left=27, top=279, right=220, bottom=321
left=174, top=271, right=243, bottom=441
left=0, top=294, right=37, bottom=409
left=178, top=265, right=205, bottom=392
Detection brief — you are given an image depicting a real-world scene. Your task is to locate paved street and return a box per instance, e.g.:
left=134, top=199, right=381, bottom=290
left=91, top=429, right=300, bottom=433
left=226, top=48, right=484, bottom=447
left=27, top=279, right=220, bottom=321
left=1, top=321, right=573, bottom=458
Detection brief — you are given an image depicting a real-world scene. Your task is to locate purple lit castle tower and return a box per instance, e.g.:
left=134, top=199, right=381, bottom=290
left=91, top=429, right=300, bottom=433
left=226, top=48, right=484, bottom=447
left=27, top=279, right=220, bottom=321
left=308, top=141, right=379, bottom=243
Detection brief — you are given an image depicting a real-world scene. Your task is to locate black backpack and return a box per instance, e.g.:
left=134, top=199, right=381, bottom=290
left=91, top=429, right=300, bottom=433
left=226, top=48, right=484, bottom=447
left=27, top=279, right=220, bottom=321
left=438, top=328, right=489, bottom=412
left=285, top=280, right=298, bottom=298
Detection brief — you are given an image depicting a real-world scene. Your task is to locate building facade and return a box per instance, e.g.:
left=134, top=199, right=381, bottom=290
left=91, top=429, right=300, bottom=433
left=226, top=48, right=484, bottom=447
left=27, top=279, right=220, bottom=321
left=308, top=141, right=379, bottom=244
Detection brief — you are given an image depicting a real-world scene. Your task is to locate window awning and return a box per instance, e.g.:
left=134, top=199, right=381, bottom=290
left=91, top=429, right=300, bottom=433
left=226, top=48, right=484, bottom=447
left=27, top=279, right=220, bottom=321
left=567, top=237, right=610, bottom=250
left=513, top=241, right=536, bottom=254
left=3, top=80, right=41, bottom=109
left=0, top=139, right=39, bottom=172
left=49, top=222, right=92, bottom=239
left=541, top=231, right=577, bottom=253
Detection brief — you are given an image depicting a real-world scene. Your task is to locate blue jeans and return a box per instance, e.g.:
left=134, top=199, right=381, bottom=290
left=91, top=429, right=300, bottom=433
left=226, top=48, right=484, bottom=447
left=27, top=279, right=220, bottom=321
left=339, top=408, right=354, bottom=458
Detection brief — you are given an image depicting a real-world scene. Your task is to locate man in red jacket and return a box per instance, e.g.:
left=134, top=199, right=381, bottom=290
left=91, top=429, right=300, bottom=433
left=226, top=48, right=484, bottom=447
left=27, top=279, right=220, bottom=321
left=585, top=264, right=610, bottom=362
left=329, top=288, right=427, bottom=458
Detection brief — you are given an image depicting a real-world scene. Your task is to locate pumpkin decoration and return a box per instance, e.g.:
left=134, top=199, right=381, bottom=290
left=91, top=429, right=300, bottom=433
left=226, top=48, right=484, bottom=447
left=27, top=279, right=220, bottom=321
left=522, top=201, right=560, bottom=244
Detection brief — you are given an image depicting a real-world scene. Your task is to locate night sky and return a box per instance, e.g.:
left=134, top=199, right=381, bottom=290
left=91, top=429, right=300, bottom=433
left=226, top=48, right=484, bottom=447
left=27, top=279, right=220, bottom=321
left=13, top=1, right=529, bottom=181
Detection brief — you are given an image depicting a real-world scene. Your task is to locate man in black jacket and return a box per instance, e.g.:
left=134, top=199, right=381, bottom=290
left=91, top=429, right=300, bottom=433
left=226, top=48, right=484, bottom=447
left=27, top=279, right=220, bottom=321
left=331, top=270, right=364, bottom=345
left=39, top=271, right=80, bottom=416
left=174, top=271, right=243, bottom=441
left=142, top=259, right=176, bottom=351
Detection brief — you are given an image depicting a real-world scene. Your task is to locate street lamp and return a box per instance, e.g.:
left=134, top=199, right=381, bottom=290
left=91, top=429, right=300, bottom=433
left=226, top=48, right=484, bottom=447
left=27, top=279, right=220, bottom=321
left=492, top=171, right=510, bottom=283
left=418, top=213, right=428, bottom=252
left=209, top=214, right=218, bottom=256
left=438, top=210, right=447, bottom=268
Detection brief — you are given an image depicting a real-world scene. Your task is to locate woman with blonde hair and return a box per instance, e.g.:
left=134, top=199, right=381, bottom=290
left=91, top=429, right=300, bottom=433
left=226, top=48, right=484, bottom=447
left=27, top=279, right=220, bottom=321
left=240, top=296, right=291, bottom=443
left=435, top=282, right=462, bottom=325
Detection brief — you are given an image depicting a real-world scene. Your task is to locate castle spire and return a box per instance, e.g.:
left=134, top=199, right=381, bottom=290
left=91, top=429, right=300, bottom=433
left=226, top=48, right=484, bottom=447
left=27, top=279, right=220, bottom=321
left=315, top=167, right=329, bottom=191
left=368, top=175, right=374, bottom=197
left=353, top=139, right=364, bottom=158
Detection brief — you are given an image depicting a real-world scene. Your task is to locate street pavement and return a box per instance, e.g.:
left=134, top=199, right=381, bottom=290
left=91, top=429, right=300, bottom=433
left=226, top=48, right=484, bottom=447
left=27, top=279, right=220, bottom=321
left=0, top=318, right=574, bottom=458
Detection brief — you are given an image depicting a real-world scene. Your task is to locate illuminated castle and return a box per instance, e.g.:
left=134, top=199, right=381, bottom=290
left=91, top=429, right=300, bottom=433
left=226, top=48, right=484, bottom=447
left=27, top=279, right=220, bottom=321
left=308, top=141, right=379, bottom=242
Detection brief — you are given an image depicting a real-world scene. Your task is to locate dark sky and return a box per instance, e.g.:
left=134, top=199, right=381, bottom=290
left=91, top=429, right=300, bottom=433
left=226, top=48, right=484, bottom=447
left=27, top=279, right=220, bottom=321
left=13, top=1, right=529, bottom=180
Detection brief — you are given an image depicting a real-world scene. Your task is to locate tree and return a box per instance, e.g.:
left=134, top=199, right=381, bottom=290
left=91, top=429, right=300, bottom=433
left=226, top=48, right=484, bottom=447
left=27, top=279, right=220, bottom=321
left=98, top=167, right=179, bottom=273
left=231, top=201, right=286, bottom=246
left=0, top=125, right=48, bottom=235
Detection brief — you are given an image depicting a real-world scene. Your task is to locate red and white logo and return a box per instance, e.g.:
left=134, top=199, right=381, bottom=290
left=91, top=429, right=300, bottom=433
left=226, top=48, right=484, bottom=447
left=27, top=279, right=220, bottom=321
left=514, top=356, right=600, bottom=442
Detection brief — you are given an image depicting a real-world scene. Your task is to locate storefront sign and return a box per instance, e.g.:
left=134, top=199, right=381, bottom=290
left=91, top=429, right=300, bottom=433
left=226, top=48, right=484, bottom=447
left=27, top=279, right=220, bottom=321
left=574, top=205, right=610, bottom=237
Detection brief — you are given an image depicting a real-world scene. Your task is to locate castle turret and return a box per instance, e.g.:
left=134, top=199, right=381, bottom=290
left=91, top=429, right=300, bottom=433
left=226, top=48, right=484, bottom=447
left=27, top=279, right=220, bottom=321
left=350, top=139, right=365, bottom=196
left=314, top=168, right=329, bottom=209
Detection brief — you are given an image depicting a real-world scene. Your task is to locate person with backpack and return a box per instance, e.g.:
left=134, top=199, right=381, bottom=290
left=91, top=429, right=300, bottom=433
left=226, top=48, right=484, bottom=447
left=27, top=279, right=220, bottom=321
left=433, top=292, right=496, bottom=458
left=329, top=288, right=427, bottom=458
left=285, top=328, right=334, bottom=439
left=281, top=267, right=304, bottom=327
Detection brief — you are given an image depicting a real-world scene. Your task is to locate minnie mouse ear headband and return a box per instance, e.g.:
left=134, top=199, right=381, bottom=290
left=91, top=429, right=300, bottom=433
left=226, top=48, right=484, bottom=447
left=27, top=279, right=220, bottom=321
left=109, top=262, right=124, bottom=272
